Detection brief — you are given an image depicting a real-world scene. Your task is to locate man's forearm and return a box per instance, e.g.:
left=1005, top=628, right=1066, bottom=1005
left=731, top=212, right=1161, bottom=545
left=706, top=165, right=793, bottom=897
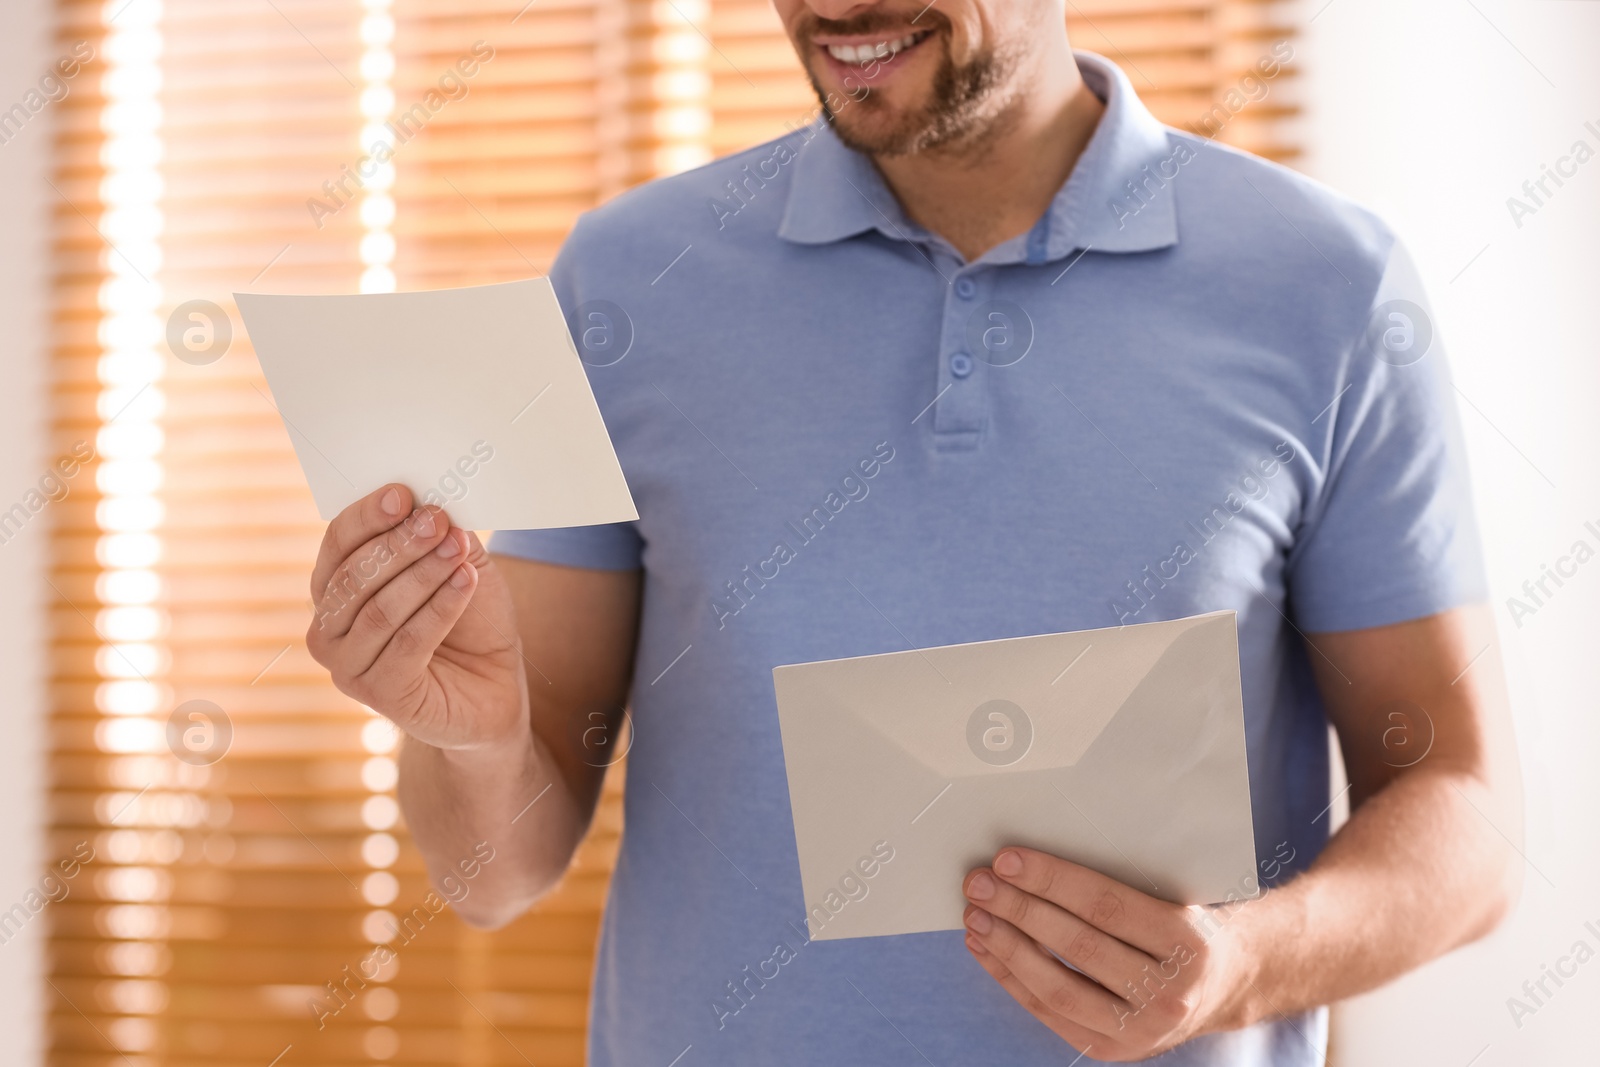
left=397, top=729, right=591, bottom=928
left=1228, top=764, right=1521, bottom=1025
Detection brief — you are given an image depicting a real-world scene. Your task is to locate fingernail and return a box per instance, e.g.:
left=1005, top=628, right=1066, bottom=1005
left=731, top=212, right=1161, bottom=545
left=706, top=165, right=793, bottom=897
left=995, top=851, right=1023, bottom=877
left=436, top=533, right=461, bottom=559
left=450, top=563, right=472, bottom=589
left=966, top=872, right=996, bottom=901
left=965, top=934, right=988, bottom=955
left=380, top=487, right=402, bottom=516
left=966, top=908, right=993, bottom=934
left=413, top=510, right=436, bottom=538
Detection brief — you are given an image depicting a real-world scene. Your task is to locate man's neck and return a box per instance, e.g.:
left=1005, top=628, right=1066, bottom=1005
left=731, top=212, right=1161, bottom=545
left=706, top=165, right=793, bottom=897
left=870, top=49, right=1105, bottom=265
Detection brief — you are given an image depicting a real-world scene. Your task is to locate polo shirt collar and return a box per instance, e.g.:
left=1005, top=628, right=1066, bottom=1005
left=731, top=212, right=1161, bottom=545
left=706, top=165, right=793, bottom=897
left=777, top=50, right=1179, bottom=263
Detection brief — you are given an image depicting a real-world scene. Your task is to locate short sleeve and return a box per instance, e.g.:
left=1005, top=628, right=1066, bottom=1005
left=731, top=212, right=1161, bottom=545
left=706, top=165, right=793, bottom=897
left=490, top=522, right=642, bottom=570
left=1285, top=240, right=1488, bottom=632
left=487, top=216, right=644, bottom=572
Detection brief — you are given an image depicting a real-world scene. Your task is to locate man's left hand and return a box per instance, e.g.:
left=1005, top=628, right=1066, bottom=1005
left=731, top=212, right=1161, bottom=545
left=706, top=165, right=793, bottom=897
left=962, top=846, right=1260, bottom=1062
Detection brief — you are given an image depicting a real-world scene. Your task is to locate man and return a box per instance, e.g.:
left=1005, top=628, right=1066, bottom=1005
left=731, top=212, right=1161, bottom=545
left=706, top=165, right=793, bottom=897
left=306, top=0, right=1522, bottom=1062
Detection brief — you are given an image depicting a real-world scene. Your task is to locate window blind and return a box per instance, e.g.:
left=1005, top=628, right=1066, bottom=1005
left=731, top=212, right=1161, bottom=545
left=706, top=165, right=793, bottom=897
left=47, top=1, right=1298, bottom=1064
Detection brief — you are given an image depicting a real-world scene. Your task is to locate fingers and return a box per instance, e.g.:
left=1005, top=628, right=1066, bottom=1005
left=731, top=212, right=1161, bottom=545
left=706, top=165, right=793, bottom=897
left=989, top=847, right=1187, bottom=959
left=963, top=905, right=1127, bottom=1038
left=312, top=483, right=413, bottom=597
left=965, top=934, right=1107, bottom=1056
left=312, top=505, right=451, bottom=640
left=339, top=527, right=472, bottom=674
left=964, top=866, right=1153, bottom=994
left=360, top=559, right=479, bottom=707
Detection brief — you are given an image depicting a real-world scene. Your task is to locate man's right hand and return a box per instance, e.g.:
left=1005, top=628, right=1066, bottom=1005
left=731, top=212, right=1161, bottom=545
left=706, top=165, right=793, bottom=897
left=306, top=483, right=529, bottom=752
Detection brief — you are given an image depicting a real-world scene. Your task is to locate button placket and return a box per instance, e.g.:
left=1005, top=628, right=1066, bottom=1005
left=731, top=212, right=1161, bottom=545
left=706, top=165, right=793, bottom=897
left=932, top=268, right=990, bottom=449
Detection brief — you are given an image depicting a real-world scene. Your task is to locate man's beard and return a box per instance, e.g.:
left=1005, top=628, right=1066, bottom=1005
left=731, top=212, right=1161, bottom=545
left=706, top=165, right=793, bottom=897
left=804, top=29, right=1019, bottom=157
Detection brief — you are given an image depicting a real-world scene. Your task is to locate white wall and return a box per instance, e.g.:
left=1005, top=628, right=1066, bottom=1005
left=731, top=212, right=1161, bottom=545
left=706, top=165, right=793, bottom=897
left=0, top=0, right=53, bottom=1062
left=1298, top=3, right=1600, bottom=1065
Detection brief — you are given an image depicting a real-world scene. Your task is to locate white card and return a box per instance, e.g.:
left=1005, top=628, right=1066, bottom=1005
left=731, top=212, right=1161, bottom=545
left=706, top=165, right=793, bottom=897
left=235, top=278, right=637, bottom=531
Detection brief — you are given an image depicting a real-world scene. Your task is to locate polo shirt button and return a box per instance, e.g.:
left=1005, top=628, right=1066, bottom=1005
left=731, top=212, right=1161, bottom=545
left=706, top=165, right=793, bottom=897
left=955, top=277, right=977, bottom=299
left=950, top=352, right=974, bottom=378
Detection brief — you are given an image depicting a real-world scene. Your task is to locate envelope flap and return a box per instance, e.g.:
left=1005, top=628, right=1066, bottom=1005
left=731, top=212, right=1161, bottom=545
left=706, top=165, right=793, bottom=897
left=773, top=612, right=1237, bottom=781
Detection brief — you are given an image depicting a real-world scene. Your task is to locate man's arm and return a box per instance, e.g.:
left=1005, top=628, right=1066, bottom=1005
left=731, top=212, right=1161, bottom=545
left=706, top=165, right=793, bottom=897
left=957, top=603, right=1522, bottom=1060
left=306, top=486, right=643, bottom=929
left=1240, top=601, right=1523, bottom=1011
left=397, top=555, right=642, bottom=928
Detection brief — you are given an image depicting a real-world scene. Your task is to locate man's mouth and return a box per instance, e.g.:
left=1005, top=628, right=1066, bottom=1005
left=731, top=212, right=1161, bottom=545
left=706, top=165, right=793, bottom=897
left=816, top=28, right=935, bottom=67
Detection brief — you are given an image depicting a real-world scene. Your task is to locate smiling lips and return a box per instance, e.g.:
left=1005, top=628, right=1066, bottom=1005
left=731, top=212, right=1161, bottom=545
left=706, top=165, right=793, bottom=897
left=819, top=28, right=934, bottom=66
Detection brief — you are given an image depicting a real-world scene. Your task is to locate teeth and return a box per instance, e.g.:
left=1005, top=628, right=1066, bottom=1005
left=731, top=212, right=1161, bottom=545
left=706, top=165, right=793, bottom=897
left=826, top=31, right=925, bottom=65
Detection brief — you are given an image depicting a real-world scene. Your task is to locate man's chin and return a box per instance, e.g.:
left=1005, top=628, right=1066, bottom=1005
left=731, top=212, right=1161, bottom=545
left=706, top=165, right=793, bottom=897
left=802, top=54, right=940, bottom=156
left=808, top=55, right=1002, bottom=157
left=827, top=112, right=921, bottom=157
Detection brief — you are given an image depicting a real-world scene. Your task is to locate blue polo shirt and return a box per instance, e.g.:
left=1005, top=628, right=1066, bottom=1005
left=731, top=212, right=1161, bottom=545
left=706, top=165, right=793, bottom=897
left=493, top=51, right=1484, bottom=1067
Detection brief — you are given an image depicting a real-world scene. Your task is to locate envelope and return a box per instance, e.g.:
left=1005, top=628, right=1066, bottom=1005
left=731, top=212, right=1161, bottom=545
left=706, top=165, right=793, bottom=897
left=772, top=611, right=1258, bottom=941
left=235, top=279, right=637, bottom=531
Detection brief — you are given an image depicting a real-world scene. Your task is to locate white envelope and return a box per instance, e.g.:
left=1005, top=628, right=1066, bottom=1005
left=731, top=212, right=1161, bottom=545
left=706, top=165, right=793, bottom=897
left=235, top=279, right=637, bottom=531
left=772, top=611, right=1259, bottom=941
